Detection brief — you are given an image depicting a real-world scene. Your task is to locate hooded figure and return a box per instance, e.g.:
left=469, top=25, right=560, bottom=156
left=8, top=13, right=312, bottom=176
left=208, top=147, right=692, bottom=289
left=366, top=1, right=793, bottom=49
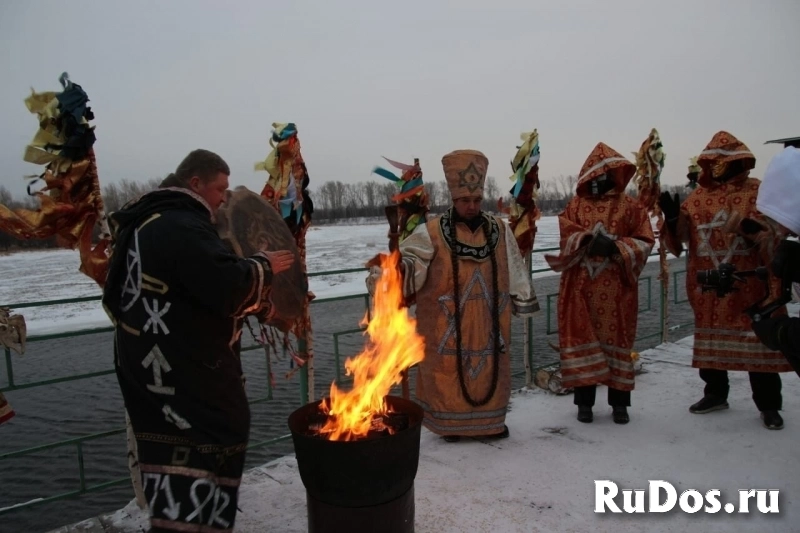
left=659, top=131, right=792, bottom=431
left=546, top=143, right=655, bottom=424
left=368, top=149, right=538, bottom=442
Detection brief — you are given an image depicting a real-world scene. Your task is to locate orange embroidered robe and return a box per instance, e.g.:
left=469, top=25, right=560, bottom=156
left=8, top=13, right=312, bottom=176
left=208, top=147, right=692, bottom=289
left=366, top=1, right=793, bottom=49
left=399, top=210, right=539, bottom=437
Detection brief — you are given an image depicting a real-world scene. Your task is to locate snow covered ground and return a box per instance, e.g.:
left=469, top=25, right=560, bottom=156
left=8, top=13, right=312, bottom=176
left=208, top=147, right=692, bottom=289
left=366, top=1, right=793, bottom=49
left=53, top=336, right=800, bottom=533
left=0, top=216, right=565, bottom=336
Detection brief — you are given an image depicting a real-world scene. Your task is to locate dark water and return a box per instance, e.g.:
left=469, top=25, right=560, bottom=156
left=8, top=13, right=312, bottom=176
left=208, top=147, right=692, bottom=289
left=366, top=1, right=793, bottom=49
left=0, top=261, right=692, bottom=533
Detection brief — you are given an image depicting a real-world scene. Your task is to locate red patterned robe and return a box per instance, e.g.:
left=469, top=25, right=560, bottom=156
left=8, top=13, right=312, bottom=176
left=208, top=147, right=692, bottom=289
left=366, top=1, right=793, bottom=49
left=663, top=132, right=791, bottom=373
left=546, top=143, right=655, bottom=391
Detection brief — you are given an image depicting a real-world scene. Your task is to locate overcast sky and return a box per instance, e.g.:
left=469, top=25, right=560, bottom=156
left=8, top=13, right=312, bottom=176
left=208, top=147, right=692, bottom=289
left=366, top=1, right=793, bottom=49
left=1, top=0, right=798, bottom=199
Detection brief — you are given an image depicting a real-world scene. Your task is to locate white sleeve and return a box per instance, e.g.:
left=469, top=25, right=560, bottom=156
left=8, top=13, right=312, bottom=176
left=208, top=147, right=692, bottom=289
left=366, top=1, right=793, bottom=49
left=504, top=222, right=540, bottom=317
left=399, top=223, right=435, bottom=298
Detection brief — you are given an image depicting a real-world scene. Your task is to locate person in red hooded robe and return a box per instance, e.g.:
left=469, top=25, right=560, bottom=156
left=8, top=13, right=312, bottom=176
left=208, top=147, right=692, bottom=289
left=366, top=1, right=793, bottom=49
left=659, top=131, right=791, bottom=430
left=546, top=143, right=654, bottom=424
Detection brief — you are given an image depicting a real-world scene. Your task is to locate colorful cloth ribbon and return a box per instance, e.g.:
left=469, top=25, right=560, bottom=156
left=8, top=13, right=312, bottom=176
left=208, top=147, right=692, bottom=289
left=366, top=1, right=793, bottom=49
left=0, top=73, right=110, bottom=286
left=509, top=130, right=540, bottom=199
left=254, top=122, right=311, bottom=225
left=371, top=157, right=428, bottom=241
left=498, top=129, right=541, bottom=257
left=372, top=157, right=425, bottom=202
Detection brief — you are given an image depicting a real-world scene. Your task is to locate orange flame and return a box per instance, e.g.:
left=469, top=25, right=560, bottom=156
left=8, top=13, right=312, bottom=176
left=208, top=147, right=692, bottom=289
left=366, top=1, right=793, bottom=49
left=319, top=251, right=425, bottom=441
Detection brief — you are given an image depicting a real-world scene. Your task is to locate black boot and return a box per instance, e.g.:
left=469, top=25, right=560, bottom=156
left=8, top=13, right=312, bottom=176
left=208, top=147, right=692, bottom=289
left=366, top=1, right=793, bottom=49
left=577, top=405, right=593, bottom=423
left=689, top=395, right=729, bottom=414
left=443, top=435, right=461, bottom=443
left=761, top=410, right=784, bottom=430
left=612, top=406, right=629, bottom=424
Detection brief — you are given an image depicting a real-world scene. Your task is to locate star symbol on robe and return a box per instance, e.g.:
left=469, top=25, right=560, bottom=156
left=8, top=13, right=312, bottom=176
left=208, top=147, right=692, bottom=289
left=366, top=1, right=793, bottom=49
left=696, top=209, right=749, bottom=267
left=437, top=268, right=509, bottom=380
left=581, top=222, right=617, bottom=280
left=457, top=162, right=484, bottom=192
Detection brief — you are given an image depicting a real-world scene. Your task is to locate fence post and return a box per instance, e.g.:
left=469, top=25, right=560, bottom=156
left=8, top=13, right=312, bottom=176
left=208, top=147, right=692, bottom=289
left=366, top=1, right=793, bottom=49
left=4, top=347, right=13, bottom=389
left=524, top=251, right=533, bottom=387
left=298, top=336, right=310, bottom=405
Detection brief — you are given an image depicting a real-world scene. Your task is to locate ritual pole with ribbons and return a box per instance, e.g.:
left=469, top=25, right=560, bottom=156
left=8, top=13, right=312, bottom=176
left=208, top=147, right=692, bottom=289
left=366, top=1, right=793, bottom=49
left=370, top=156, right=430, bottom=398
left=254, top=123, right=316, bottom=402
left=0, top=72, right=111, bottom=286
left=0, top=73, right=148, bottom=506
left=498, top=129, right=541, bottom=386
left=632, top=129, right=668, bottom=343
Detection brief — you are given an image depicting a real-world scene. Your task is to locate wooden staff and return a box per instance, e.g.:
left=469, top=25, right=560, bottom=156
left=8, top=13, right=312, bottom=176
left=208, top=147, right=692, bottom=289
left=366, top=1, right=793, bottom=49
left=633, top=129, right=668, bottom=343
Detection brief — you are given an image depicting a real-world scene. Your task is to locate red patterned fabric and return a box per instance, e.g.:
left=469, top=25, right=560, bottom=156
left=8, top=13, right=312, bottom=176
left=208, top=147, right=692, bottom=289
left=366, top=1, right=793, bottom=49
left=546, top=143, right=655, bottom=391
left=663, top=132, right=791, bottom=372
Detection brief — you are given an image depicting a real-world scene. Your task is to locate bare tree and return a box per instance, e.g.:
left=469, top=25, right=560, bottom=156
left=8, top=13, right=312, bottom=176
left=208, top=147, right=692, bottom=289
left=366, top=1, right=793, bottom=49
left=423, top=182, right=437, bottom=208
left=364, top=181, right=381, bottom=210
left=102, top=182, right=122, bottom=212
left=435, top=181, right=450, bottom=209
left=483, top=176, right=501, bottom=213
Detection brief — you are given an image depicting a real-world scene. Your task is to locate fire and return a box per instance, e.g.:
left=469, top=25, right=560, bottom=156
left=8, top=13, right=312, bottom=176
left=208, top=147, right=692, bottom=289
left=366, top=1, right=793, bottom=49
left=319, top=251, right=425, bottom=441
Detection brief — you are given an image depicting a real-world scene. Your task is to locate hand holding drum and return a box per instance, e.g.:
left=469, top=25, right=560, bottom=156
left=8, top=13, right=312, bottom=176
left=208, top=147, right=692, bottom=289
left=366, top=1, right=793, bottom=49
left=216, top=186, right=308, bottom=332
left=264, top=250, right=296, bottom=274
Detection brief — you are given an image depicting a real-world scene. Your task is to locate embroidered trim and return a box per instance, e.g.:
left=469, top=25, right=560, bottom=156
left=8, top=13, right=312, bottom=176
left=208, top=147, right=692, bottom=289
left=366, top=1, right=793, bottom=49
left=699, top=148, right=754, bottom=158
left=512, top=300, right=540, bottom=315
left=140, top=464, right=242, bottom=487
left=439, top=209, right=500, bottom=260
left=577, top=157, right=631, bottom=182
left=161, top=186, right=215, bottom=222
left=134, top=432, right=247, bottom=455
left=416, top=399, right=507, bottom=420
left=423, top=418, right=506, bottom=433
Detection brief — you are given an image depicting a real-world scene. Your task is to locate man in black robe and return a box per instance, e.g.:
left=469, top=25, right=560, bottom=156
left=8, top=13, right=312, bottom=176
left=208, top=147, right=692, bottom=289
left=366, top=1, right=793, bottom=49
left=102, top=149, right=294, bottom=532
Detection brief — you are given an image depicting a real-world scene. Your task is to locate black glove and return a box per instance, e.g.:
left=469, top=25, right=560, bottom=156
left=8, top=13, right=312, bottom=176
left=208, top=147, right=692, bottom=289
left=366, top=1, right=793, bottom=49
left=658, top=192, right=680, bottom=222
left=752, top=315, right=790, bottom=352
left=587, top=234, right=618, bottom=257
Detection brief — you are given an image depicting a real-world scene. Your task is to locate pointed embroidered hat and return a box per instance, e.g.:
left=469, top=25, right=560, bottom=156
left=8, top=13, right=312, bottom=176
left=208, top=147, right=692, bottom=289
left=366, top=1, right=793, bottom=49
left=442, top=149, right=488, bottom=200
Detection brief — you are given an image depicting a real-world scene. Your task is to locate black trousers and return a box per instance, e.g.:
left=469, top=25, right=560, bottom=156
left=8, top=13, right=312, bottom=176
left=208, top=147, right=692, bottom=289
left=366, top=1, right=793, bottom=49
left=573, top=385, right=631, bottom=407
left=700, top=368, right=783, bottom=411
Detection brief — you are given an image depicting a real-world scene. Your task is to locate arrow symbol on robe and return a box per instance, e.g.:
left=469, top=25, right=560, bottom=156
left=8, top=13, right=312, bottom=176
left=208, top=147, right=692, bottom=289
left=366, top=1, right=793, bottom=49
left=160, top=475, right=181, bottom=520
left=142, top=345, right=175, bottom=395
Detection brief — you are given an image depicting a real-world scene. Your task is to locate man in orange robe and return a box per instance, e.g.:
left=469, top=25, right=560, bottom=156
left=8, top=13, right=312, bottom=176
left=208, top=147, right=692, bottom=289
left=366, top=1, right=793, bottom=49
left=659, top=131, right=791, bottom=430
left=546, top=143, right=655, bottom=424
left=369, top=150, right=539, bottom=441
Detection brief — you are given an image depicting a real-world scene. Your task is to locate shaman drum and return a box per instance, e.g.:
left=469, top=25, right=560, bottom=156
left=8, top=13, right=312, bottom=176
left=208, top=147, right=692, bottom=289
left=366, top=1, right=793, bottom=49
left=215, top=186, right=307, bottom=332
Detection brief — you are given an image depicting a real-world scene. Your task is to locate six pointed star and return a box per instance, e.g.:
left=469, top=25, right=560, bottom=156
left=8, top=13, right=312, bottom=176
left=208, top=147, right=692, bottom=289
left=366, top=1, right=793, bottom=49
left=437, top=268, right=509, bottom=380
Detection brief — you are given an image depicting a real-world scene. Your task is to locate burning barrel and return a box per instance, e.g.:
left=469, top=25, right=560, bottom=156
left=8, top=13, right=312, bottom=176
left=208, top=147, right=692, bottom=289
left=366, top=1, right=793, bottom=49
left=289, top=395, right=423, bottom=533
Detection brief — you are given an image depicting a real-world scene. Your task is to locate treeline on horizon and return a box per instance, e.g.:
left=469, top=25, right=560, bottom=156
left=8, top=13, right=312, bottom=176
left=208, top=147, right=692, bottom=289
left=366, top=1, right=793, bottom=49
left=0, top=176, right=686, bottom=251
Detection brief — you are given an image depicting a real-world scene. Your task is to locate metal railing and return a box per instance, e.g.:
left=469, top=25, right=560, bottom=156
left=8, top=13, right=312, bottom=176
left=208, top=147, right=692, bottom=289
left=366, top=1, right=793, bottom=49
left=0, top=246, right=692, bottom=518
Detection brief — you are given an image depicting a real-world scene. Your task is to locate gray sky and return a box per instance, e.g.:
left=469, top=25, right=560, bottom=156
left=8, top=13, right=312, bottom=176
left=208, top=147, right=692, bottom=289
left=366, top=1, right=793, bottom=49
left=1, top=0, right=798, bottom=199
